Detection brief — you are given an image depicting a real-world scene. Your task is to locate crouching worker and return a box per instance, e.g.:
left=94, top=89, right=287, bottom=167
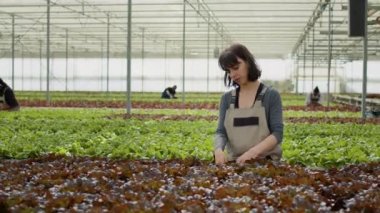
left=306, top=86, right=322, bottom=107
left=161, top=85, right=178, bottom=99
left=0, top=78, right=20, bottom=111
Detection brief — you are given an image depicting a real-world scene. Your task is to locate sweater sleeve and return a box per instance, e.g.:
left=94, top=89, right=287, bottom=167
left=214, top=92, right=230, bottom=151
left=4, top=88, right=19, bottom=108
left=264, top=88, right=284, bottom=144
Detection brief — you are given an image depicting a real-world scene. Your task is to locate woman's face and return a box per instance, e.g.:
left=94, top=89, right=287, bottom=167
left=227, top=58, right=249, bottom=85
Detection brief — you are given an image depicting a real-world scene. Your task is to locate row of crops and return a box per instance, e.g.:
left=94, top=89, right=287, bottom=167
left=1, top=107, right=378, bottom=168
left=16, top=91, right=309, bottom=106
left=1, top=91, right=379, bottom=211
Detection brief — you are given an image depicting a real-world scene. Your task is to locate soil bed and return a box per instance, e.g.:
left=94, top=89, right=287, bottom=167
left=19, top=100, right=360, bottom=112
left=0, top=155, right=379, bottom=212
left=108, top=114, right=380, bottom=124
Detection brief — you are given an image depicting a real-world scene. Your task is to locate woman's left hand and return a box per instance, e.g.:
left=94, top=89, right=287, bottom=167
left=236, top=148, right=260, bottom=165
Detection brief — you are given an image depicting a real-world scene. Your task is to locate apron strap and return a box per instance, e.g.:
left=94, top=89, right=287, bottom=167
left=230, top=85, right=268, bottom=109
left=256, top=85, right=268, bottom=104
left=230, top=89, right=236, bottom=109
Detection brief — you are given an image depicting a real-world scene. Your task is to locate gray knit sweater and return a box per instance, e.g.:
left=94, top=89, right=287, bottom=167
left=214, top=85, right=284, bottom=151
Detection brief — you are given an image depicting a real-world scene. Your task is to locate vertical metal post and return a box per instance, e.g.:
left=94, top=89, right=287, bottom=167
left=46, top=0, right=51, bottom=104
left=217, top=33, right=223, bottom=92
left=39, top=40, right=42, bottom=91
left=101, top=40, right=104, bottom=91
left=72, top=48, right=76, bottom=90
left=141, top=27, right=145, bottom=93
left=303, top=39, right=306, bottom=93
left=126, top=0, right=132, bottom=114
left=221, top=29, right=224, bottom=47
left=182, top=0, right=186, bottom=103
left=294, top=55, right=297, bottom=94
left=296, top=54, right=299, bottom=94
left=107, top=14, right=110, bottom=94
left=312, top=26, right=315, bottom=89
left=11, top=14, right=15, bottom=89
left=207, top=13, right=210, bottom=96
left=65, top=29, right=68, bottom=92
left=164, top=40, right=168, bottom=86
left=21, top=45, right=24, bottom=91
left=334, top=60, right=337, bottom=93
left=351, top=61, right=354, bottom=92
left=327, top=2, right=332, bottom=107
left=362, top=0, right=368, bottom=118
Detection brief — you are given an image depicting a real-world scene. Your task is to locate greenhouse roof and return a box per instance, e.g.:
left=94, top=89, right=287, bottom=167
left=0, top=0, right=380, bottom=60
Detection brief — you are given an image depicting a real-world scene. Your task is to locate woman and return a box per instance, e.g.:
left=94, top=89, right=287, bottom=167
left=0, top=78, right=20, bottom=111
left=214, top=44, right=283, bottom=165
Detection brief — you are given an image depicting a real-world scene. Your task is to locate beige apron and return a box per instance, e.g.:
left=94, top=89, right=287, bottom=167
left=224, top=86, right=282, bottom=161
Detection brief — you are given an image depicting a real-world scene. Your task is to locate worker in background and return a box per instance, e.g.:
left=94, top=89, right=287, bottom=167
left=306, top=86, right=322, bottom=107
left=161, top=85, right=178, bottom=99
left=0, top=78, right=20, bottom=111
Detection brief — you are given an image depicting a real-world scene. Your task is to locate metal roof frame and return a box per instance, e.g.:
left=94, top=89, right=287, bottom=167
left=1, top=0, right=378, bottom=60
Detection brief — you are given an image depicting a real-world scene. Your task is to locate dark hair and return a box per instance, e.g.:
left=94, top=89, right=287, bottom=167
left=0, top=78, right=9, bottom=89
left=313, top=86, right=320, bottom=95
left=218, top=43, right=261, bottom=87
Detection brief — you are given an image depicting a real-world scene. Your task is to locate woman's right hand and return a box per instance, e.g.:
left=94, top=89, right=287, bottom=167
left=214, top=149, right=227, bottom=165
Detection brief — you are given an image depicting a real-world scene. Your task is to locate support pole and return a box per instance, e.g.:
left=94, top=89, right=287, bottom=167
left=11, top=14, right=15, bottom=89
left=46, top=0, right=51, bottom=104
left=327, top=2, right=332, bottom=107
left=141, top=27, right=145, bottom=93
left=39, top=40, right=42, bottom=91
left=312, top=26, right=315, bottom=89
left=65, top=29, right=69, bottom=92
left=334, top=60, right=338, bottom=93
left=182, top=0, right=186, bottom=103
left=207, top=13, right=210, bottom=96
left=164, top=40, right=168, bottom=87
left=303, top=39, right=306, bottom=93
left=107, top=14, right=110, bottom=94
left=101, top=40, right=104, bottom=91
left=361, top=0, right=368, bottom=118
left=126, top=0, right=132, bottom=114
left=21, top=45, right=24, bottom=91
left=72, top=48, right=76, bottom=90
left=296, top=54, right=299, bottom=94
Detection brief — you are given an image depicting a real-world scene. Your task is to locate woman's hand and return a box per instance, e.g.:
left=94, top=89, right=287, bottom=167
left=236, top=148, right=260, bottom=165
left=236, top=136, right=278, bottom=165
left=214, top=149, right=227, bottom=165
